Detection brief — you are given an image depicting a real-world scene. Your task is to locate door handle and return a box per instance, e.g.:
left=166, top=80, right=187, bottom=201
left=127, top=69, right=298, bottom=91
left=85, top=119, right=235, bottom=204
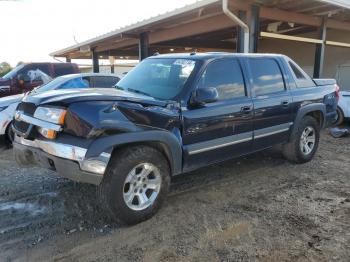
left=241, top=106, right=252, bottom=113
left=281, top=100, right=290, bottom=107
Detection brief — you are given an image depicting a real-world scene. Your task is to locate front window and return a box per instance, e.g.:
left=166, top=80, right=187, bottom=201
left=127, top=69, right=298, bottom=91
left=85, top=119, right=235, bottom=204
left=116, top=58, right=198, bottom=100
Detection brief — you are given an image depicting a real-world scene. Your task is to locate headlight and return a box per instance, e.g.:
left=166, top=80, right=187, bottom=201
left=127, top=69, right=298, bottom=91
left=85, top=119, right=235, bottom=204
left=34, top=107, right=67, bottom=125
left=0, top=106, right=8, bottom=112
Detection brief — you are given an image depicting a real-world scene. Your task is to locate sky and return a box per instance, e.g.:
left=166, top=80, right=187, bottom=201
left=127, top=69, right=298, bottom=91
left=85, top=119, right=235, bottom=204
left=0, top=0, right=198, bottom=67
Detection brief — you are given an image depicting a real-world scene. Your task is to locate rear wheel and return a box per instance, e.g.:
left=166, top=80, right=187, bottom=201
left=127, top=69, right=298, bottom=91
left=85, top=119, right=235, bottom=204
left=282, top=116, right=320, bottom=164
left=98, top=146, right=170, bottom=225
left=334, top=106, right=344, bottom=126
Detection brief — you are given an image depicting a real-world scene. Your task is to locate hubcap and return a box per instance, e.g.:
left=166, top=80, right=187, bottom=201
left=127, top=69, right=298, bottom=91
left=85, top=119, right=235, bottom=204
left=123, top=163, right=161, bottom=211
left=299, top=126, right=316, bottom=156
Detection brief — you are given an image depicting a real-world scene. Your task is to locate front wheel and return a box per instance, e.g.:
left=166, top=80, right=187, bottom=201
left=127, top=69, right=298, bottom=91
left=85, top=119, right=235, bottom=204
left=98, top=146, right=170, bottom=225
left=5, top=123, right=15, bottom=146
left=282, top=116, right=320, bottom=164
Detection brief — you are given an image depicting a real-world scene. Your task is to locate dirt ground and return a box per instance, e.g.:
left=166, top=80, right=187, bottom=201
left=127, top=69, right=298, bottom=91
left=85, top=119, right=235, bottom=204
left=0, top=129, right=349, bottom=262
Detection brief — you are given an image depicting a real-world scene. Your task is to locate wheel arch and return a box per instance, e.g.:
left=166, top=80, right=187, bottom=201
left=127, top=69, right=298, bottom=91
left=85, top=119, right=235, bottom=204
left=86, top=130, right=183, bottom=176
left=290, top=103, right=326, bottom=139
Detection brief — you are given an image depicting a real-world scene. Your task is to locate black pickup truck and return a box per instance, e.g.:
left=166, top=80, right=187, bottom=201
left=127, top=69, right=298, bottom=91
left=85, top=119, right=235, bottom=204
left=12, top=53, right=338, bottom=224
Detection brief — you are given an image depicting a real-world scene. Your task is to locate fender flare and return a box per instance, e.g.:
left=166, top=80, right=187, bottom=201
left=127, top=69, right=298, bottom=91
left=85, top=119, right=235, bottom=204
left=85, top=130, right=183, bottom=175
left=291, top=103, right=326, bottom=138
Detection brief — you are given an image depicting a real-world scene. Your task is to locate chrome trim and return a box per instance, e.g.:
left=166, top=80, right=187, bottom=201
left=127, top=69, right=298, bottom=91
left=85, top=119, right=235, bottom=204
left=187, top=131, right=253, bottom=155
left=254, top=122, right=293, bottom=139
left=254, top=127, right=291, bottom=139
left=186, top=122, right=293, bottom=155
left=14, top=135, right=110, bottom=175
left=15, top=111, right=62, bottom=132
left=15, top=135, right=86, bottom=161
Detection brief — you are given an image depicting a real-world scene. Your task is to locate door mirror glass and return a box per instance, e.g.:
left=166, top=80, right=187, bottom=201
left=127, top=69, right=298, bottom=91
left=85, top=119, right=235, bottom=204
left=191, top=87, right=218, bottom=106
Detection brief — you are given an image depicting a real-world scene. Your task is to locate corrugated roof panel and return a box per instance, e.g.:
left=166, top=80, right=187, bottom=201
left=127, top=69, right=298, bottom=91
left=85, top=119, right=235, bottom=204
left=318, top=0, right=350, bottom=9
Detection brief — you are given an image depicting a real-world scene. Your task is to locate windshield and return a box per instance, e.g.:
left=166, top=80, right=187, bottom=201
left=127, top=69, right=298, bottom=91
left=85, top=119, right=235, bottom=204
left=116, top=58, right=198, bottom=100
left=2, top=64, right=25, bottom=79
left=32, top=76, right=65, bottom=93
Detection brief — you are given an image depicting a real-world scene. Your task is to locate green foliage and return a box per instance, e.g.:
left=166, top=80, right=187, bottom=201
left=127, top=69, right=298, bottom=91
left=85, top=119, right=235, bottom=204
left=0, top=62, right=12, bottom=77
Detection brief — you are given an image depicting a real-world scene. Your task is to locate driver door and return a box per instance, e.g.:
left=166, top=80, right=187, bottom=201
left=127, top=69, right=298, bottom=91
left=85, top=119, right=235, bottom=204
left=182, top=58, right=254, bottom=172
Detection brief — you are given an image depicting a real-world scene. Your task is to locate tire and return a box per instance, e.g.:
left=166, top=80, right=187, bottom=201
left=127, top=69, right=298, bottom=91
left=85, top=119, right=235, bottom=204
left=98, top=145, right=170, bottom=225
left=282, top=116, right=320, bottom=164
left=5, top=123, right=14, bottom=147
left=334, top=106, right=344, bottom=126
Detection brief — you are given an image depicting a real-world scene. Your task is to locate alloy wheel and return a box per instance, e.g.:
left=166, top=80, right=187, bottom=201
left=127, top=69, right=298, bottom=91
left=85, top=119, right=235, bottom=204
left=123, top=163, right=161, bottom=211
left=299, top=126, right=316, bottom=156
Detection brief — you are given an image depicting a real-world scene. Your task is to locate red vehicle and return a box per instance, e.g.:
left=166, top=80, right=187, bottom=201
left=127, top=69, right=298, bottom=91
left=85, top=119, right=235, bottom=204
left=0, top=63, right=80, bottom=98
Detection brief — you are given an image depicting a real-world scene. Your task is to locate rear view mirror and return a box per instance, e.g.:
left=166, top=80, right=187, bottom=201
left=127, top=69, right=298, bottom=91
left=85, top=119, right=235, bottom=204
left=190, top=87, right=218, bottom=107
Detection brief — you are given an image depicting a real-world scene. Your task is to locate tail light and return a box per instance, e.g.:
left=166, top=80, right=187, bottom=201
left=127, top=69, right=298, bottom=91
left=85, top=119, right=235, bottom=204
left=335, top=84, right=340, bottom=101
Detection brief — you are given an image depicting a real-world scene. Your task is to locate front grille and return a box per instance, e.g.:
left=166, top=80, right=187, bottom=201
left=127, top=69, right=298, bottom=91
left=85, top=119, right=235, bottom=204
left=13, top=120, right=30, bottom=134
left=17, top=102, right=37, bottom=116
left=13, top=102, right=37, bottom=136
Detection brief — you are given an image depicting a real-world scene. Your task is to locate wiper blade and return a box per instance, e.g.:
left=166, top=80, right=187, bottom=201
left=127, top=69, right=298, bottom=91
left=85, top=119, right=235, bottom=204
left=114, top=85, right=124, bottom=90
left=127, top=88, right=152, bottom=97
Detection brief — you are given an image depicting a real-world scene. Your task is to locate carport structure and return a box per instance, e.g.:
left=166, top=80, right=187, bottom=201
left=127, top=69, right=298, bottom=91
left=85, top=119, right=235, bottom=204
left=51, top=0, right=350, bottom=80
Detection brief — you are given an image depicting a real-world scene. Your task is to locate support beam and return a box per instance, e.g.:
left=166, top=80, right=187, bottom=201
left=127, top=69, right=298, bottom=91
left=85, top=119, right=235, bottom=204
left=149, top=14, right=237, bottom=44
left=249, top=5, right=260, bottom=53
left=139, top=32, right=150, bottom=61
left=313, top=18, right=327, bottom=78
left=260, top=32, right=323, bottom=44
left=236, top=10, right=246, bottom=53
left=92, top=48, right=99, bottom=73
left=66, top=57, right=71, bottom=63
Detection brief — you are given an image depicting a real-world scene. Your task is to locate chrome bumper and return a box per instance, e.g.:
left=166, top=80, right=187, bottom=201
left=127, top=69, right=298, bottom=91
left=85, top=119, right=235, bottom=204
left=14, top=135, right=111, bottom=176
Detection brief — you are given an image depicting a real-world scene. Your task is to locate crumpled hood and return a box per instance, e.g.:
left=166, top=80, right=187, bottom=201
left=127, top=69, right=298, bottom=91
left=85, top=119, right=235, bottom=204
left=22, top=88, right=168, bottom=107
left=0, top=94, right=24, bottom=107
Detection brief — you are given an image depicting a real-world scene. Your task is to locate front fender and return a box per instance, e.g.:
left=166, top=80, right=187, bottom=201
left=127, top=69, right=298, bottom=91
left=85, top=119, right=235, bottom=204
left=85, top=130, right=183, bottom=175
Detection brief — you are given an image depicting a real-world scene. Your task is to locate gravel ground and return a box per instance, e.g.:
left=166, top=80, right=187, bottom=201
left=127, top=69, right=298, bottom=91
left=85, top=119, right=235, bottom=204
left=0, top=129, right=349, bottom=261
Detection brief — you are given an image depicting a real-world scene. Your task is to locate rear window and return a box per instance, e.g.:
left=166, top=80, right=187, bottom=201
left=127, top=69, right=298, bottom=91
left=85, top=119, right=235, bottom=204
left=93, top=76, right=120, bottom=88
left=54, top=64, right=76, bottom=76
left=249, top=58, right=285, bottom=96
left=289, top=61, right=306, bottom=80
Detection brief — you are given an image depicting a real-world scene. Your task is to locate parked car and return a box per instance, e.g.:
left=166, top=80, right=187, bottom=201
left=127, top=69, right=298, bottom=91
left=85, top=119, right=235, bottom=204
left=0, top=62, right=80, bottom=98
left=335, top=88, right=350, bottom=125
left=12, top=53, right=338, bottom=225
left=0, top=73, right=120, bottom=144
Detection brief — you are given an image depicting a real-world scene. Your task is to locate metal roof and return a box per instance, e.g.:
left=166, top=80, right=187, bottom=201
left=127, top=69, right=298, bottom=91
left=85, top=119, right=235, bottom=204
left=321, top=0, right=350, bottom=9
left=50, top=0, right=350, bottom=58
left=50, top=0, right=220, bottom=57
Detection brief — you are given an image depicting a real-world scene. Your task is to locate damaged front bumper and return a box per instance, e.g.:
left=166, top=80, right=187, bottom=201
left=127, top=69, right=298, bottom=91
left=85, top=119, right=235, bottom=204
left=13, top=135, right=111, bottom=185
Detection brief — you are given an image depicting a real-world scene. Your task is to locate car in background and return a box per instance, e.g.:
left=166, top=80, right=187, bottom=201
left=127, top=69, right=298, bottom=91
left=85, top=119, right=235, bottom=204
left=0, top=73, right=120, bottom=145
left=0, top=62, right=80, bottom=98
left=335, top=88, right=350, bottom=125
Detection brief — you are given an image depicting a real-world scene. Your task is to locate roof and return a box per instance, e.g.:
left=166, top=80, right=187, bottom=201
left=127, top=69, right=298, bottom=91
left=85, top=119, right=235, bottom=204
left=321, top=0, right=350, bottom=9
left=150, top=52, right=286, bottom=60
left=59, top=73, right=120, bottom=79
left=51, top=0, right=350, bottom=59
left=50, top=0, right=220, bottom=57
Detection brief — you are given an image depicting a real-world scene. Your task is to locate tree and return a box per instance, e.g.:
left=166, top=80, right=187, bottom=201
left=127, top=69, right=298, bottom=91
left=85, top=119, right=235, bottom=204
left=0, top=62, right=12, bottom=77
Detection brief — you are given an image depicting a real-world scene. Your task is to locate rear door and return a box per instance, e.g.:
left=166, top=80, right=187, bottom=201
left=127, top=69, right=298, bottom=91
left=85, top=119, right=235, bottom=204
left=182, top=58, right=254, bottom=171
left=246, top=57, right=293, bottom=150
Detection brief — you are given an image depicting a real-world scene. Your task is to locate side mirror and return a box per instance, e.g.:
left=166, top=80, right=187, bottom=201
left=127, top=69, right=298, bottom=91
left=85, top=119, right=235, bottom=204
left=17, top=74, right=30, bottom=84
left=190, top=87, right=218, bottom=107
